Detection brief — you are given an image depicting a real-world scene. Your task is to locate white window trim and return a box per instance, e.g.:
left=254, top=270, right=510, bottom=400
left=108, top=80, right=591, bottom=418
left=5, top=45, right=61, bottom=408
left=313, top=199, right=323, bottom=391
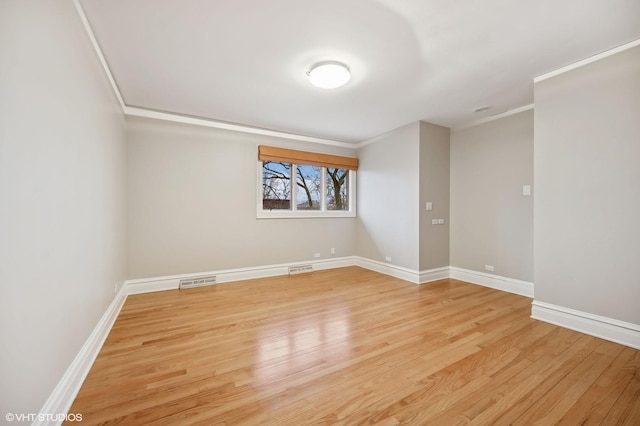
left=256, top=161, right=356, bottom=219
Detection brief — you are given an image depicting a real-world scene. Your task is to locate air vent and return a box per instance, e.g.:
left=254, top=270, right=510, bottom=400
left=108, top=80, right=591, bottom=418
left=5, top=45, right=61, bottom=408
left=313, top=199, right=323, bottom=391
left=288, top=264, right=313, bottom=275
left=179, top=275, right=216, bottom=289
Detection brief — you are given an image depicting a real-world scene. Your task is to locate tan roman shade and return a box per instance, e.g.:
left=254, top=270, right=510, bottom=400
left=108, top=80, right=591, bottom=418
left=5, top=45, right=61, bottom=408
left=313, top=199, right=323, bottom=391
left=258, top=145, right=358, bottom=171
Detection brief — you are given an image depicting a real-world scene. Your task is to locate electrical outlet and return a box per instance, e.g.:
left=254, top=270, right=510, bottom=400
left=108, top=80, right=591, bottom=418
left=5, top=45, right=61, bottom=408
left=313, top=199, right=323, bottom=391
left=330, top=248, right=335, bottom=255
left=314, top=253, right=321, bottom=258
left=485, top=264, right=495, bottom=272
left=385, top=256, right=392, bottom=262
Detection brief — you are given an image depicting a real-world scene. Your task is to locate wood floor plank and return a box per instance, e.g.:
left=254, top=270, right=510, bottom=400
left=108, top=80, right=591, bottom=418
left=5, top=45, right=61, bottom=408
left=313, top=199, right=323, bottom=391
left=66, top=267, right=640, bottom=425
left=600, top=348, right=640, bottom=425
left=556, top=344, right=637, bottom=425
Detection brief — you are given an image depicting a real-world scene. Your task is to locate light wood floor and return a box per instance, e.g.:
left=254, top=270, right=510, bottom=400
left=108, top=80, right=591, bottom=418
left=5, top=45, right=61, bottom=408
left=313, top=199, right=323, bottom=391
left=68, top=267, right=640, bottom=425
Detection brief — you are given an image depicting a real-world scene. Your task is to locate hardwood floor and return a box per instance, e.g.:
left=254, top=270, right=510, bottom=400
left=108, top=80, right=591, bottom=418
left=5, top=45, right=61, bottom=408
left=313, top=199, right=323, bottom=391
left=67, top=267, right=640, bottom=425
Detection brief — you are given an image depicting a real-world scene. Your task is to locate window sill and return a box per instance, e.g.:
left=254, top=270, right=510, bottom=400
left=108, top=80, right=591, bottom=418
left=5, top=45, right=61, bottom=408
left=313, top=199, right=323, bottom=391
left=257, top=211, right=356, bottom=219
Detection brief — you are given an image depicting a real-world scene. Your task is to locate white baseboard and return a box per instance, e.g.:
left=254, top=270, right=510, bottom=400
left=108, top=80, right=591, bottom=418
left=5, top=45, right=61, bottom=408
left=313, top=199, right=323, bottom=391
left=125, top=256, right=359, bottom=294
left=354, top=257, right=421, bottom=283
left=449, top=267, right=534, bottom=298
left=531, top=301, right=640, bottom=350
left=419, top=267, right=450, bottom=284
left=127, top=257, right=449, bottom=295
left=35, top=284, right=128, bottom=426
left=354, top=257, right=449, bottom=285
left=127, top=261, right=536, bottom=296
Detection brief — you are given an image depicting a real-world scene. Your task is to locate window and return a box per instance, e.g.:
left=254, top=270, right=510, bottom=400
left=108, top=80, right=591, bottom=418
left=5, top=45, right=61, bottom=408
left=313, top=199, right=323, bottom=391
left=262, top=161, right=291, bottom=210
left=257, top=146, right=357, bottom=218
left=296, top=164, right=321, bottom=210
left=326, top=167, right=349, bottom=211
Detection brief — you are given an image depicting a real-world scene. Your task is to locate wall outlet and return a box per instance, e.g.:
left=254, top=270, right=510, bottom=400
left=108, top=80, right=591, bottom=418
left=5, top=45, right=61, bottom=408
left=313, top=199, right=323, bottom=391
left=330, top=247, right=335, bottom=255
left=385, top=256, right=392, bottom=262
left=314, top=253, right=321, bottom=258
left=484, top=264, right=495, bottom=272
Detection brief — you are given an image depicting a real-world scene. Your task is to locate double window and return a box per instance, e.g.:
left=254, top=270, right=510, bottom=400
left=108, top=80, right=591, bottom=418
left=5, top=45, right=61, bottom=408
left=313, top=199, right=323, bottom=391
left=257, top=146, right=357, bottom=218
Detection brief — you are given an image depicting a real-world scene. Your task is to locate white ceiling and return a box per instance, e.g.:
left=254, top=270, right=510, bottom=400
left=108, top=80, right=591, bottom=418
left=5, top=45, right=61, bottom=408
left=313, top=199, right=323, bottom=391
left=79, top=0, right=640, bottom=143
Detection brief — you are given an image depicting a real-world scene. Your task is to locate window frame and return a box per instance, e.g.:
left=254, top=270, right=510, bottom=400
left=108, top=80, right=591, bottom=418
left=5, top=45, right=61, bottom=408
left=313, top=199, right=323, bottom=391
left=257, top=161, right=357, bottom=219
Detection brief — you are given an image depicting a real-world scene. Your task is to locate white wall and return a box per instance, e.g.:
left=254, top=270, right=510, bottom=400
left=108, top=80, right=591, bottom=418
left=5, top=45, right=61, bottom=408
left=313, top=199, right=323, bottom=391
left=356, top=123, right=420, bottom=270
left=450, top=110, right=534, bottom=281
left=126, top=117, right=357, bottom=279
left=419, top=122, right=450, bottom=271
left=0, top=0, right=127, bottom=416
left=534, top=46, right=640, bottom=324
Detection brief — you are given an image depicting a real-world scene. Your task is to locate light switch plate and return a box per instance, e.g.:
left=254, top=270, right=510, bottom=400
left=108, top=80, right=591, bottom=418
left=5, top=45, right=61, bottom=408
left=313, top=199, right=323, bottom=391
left=426, top=202, right=433, bottom=211
left=523, top=185, right=531, bottom=196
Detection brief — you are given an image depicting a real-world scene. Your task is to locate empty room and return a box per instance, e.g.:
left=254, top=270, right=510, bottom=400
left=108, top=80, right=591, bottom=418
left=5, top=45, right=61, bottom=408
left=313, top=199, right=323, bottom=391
left=2, top=0, right=640, bottom=425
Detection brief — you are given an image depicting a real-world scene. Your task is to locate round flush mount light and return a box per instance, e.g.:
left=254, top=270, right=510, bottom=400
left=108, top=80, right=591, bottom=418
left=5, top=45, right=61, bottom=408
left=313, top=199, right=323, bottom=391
left=307, top=61, right=351, bottom=89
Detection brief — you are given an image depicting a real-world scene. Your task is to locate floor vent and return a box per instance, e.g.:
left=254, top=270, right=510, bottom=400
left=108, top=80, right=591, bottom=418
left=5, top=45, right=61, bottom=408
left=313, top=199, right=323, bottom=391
left=288, top=264, right=313, bottom=275
left=179, top=275, right=216, bottom=289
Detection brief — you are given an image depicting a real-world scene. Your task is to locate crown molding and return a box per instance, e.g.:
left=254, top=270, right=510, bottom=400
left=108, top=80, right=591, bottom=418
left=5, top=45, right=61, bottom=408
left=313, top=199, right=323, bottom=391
left=75, top=1, right=355, bottom=149
left=74, top=0, right=125, bottom=110
left=534, top=38, right=640, bottom=83
left=452, top=104, right=534, bottom=132
left=124, top=106, right=356, bottom=148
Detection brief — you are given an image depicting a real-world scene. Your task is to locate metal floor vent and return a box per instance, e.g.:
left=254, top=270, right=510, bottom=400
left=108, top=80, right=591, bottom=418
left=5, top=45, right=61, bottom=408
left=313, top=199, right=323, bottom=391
left=288, top=264, right=313, bottom=275
left=179, top=275, right=216, bottom=289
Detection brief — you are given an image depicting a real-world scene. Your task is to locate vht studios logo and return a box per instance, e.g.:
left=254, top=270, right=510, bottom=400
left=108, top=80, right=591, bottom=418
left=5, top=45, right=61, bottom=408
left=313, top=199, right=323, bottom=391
left=5, top=412, right=83, bottom=422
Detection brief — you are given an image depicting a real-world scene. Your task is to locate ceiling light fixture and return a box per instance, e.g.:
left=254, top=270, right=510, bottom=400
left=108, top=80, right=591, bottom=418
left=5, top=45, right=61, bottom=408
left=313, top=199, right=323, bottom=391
left=307, top=61, right=351, bottom=89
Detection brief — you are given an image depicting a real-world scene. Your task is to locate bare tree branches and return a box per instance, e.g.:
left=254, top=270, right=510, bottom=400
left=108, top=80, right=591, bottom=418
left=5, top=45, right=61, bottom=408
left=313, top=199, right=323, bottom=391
left=327, top=167, right=348, bottom=210
left=262, top=162, right=348, bottom=211
left=262, top=161, right=290, bottom=201
left=296, top=165, right=320, bottom=209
